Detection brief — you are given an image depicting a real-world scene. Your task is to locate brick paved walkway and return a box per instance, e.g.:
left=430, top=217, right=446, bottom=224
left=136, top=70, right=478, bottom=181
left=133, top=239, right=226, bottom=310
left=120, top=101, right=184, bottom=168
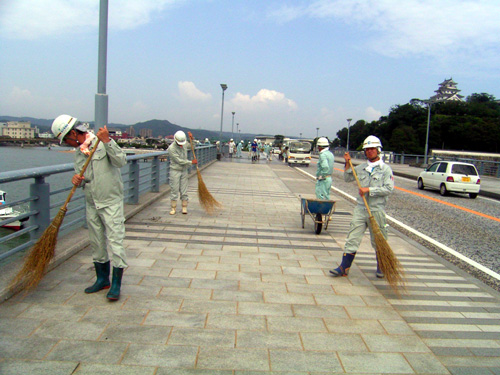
left=1, top=155, right=499, bottom=374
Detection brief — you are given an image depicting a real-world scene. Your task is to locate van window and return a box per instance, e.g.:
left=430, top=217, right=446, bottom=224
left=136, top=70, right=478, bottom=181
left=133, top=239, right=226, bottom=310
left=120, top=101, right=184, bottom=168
left=289, top=142, right=311, bottom=154
left=437, top=163, right=448, bottom=173
left=452, top=164, right=478, bottom=176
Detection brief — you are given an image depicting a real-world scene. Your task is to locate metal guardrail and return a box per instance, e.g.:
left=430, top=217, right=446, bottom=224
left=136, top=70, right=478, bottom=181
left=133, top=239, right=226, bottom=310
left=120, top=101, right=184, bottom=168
left=0, top=145, right=217, bottom=261
left=332, top=150, right=500, bottom=178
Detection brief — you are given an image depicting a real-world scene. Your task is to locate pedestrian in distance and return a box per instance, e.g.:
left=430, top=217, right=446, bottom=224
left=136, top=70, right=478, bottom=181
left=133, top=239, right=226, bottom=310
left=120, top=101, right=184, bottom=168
left=283, top=146, right=289, bottom=164
left=315, top=137, right=334, bottom=200
left=228, top=138, right=236, bottom=159
left=329, top=135, right=394, bottom=279
left=251, top=139, right=258, bottom=163
left=236, top=140, right=243, bottom=158
left=168, top=131, right=198, bottom=215
left=51, top=114, right=128, bottom=301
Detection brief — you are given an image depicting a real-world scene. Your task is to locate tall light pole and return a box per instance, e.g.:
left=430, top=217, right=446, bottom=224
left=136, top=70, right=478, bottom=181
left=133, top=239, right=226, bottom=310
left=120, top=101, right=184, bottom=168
left=219, top=84, right=227, bottom=147
left=236, top=123, right=239, bottom=141
left=231, top=111, right=235, bottom=140
left=299, top=132, right=302, bottom=139
left=316, top=127, right=319, bottom=138
left=346, top=118, right=352, bottom=151
left=411, top=98, right=435, bottom=165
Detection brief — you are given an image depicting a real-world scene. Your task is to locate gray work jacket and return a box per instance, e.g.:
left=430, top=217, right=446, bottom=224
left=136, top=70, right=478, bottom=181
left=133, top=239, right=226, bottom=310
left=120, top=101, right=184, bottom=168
left=168, top=142, right=192, bottom=171
left=75, top=139, right=127, bottom=209
left=344, top=161, right=394, bottom=211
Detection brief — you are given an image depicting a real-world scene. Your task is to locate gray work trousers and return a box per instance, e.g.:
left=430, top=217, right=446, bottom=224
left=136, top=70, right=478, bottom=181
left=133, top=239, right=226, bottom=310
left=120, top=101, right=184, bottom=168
left=169, top=168, right=189, bottom=201
left=86, top=194, right=128, bottom=268
left=344, top=206, right=388, bottom=254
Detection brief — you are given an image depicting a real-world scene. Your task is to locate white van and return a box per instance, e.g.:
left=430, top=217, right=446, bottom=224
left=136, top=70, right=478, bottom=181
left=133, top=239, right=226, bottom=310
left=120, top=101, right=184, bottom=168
left=287, top=141, right=312, bottom=166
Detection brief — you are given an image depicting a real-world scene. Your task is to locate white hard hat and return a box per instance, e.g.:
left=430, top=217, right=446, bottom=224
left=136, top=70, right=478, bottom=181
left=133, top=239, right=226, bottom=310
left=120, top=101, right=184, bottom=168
left=52, top=114, right=78, bottom=144
left=254, top=139, right=257, bottom=142
left=230, top=138, right=233, bottom=141
left=362, top=135, right=382, bottom=150
left=317, top=137, right=329, bottom=147
left=205, top=138, right=209, bottom=142
left=174, top=130, right=187, bottom=145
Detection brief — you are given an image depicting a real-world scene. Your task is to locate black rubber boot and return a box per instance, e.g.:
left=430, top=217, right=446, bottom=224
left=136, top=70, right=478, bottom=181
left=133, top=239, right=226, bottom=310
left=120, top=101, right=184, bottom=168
left=84, top=261, right=110, bottom=293
left=106, top=267, right=124, bottom=301
left=329, top=253, right=356, bottom=277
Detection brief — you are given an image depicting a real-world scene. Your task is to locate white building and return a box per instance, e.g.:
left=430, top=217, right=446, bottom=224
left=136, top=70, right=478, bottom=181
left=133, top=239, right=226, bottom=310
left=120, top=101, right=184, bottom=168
left=1, top=121, right=38, bottom=139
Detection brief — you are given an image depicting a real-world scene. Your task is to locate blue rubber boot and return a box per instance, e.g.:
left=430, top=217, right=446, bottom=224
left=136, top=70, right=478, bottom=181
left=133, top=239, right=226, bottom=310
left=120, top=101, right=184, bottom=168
left=84, top=261, right=110, bottom=293
left=106, top=267, right=124, bottom=301
left=329, top=253, right=356, bottom=277
left=376, top=255, right=385, bottom=278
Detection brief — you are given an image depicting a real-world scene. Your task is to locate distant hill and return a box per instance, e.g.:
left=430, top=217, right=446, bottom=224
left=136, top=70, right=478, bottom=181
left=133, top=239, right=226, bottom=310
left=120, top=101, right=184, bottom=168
left=0, top=116, right=260, bottom=141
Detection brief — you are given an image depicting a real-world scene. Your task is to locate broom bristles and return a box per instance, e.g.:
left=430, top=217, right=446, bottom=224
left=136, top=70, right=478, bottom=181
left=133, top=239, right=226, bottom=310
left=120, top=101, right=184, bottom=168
left=368, top=216, right=406, bottom=295
left=9, top=208, right=66, bottom=292
left=196, top=169, right=222, bottom=214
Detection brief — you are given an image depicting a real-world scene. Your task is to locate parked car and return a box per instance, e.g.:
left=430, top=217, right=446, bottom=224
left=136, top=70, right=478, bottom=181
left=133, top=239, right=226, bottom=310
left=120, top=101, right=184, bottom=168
left=417, top=161, right=481, bottom=198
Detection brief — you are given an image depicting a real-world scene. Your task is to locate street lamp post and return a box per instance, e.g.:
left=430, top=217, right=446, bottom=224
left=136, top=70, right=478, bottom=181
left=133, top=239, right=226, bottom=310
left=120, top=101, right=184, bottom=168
left=231, top=112, right=235, bottom=140
left=299, top=132, right=302, bottom=139
left=411, top=98, right=435, bottom=165
left=316, top=127, right=319, bottom=138
left=423, top=101, right=432, bottom=165
left=236, top=123, right=239, bottom=141
left=346, top=118, right=352, bottom=151
left=219, top=84, right=227, bottom=147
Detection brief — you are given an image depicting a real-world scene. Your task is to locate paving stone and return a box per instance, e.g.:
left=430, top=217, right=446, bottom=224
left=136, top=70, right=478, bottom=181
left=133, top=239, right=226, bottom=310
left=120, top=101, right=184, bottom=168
left=101, top=323, right=172, bottom=344
left=45, top=339, right=128, bottom=364
left=121, top=343, right=198, bottom=367
left=168, top=327, right=235, bottom=347
left=122, top=295, right=183, bottom=311
left=34, top=320, right=107, bottom=341
left=197, top=347, right=269, bottom=371
left=0, top=337, right=59, bottom=359
left=213, top=289, right=264, bottom=302
left=207, top=314, right=266, bottom=330
left=269, top=350, right=343, bottom=372
left=267, top=316, right=327, bottom=332
left=363, top=334, right=431, bottom=352
left=238, top=302, right=293, bottom=317
left=404, top=353, right=450, bottom=374
left=338, top=352, right=414, bottom=373
left=74, top=363, right=157, bottom=374
left=237, top=330, right=303, bottom=349
left=0, top=360, right=80, bottom=375
left=324, top=318, right=386, bottom=334
left=0, top=317, right=42, bottom=337
left=144, top=311, right=206, bottom=327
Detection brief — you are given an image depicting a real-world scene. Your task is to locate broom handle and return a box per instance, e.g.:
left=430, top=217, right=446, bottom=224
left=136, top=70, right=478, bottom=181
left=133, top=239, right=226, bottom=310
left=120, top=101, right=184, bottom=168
left=187, top=132, right=199, bottom=168
left=347, top=158, right=373, bottom=217
left=61, top=138, right=102, bottom=210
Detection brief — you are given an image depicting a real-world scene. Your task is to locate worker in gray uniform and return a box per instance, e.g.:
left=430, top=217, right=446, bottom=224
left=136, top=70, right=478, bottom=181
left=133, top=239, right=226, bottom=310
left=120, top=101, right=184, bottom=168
left=51, top=114, right=128, bottom=301
left=168, top=130, right=197, bottom=215
left=315, top=137, right=334, bottom=200
left=329, top=135, right=394, bottom=278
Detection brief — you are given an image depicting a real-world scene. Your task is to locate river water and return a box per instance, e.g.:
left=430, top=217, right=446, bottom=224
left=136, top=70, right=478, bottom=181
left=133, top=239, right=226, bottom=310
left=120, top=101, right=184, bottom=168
left=0, top=146, right=76, bottom=261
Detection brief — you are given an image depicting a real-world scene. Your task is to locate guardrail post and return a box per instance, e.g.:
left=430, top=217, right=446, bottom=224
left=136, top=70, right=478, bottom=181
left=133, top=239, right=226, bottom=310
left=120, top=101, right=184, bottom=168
left=30, top=177, right=51, bottom=239
left=128, top=159, right=139, bottom=204
left=152, top=156, right=160, bottom=193
left=401, top=152, right=405, bottom=164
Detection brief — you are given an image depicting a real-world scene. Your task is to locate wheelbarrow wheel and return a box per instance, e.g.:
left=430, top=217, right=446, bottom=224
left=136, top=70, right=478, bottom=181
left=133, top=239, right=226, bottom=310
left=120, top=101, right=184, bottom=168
left=314, top=213, right=323, bottom=234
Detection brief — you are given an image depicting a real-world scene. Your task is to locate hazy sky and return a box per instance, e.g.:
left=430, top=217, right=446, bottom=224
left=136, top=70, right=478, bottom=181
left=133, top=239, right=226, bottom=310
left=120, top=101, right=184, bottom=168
left=1, top=0, right=499, bottom=138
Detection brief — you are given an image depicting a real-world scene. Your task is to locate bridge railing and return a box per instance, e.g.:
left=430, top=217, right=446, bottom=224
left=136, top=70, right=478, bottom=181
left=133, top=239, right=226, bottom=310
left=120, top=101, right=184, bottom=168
left=0, top=145, right=217, bottom=262
left=332, top=150, right=500, bottom=178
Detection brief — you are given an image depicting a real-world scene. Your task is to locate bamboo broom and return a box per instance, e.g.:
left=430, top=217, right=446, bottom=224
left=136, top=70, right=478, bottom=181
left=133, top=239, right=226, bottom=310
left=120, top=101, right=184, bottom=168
left=10, top=139, right=101, bottom=292
left=187, top=132, right=222, bottom=214
left=348, top=158, right=406, bottom=294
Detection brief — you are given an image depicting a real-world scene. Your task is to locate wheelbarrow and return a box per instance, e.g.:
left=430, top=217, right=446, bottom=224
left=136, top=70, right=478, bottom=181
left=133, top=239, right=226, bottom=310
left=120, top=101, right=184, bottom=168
left=300, top=194, right=336, bottom=234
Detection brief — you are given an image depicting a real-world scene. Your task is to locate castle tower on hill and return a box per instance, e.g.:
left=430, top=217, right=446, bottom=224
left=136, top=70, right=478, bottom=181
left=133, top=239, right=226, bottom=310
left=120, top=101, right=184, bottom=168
left=431, top=78, right=464, bottom=102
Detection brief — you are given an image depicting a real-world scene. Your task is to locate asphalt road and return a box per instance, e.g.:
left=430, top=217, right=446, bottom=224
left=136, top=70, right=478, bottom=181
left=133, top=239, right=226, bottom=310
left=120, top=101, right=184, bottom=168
left=296, top=158, right=500, bottom=288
